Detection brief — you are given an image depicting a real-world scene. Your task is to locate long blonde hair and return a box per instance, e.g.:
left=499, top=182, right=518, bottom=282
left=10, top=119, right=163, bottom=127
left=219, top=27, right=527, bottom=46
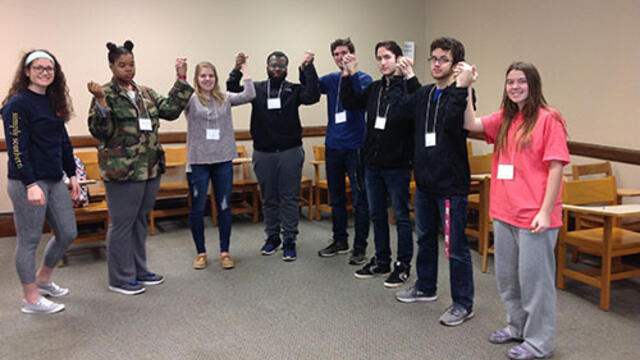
left=194, top=61, right=224, bottom=106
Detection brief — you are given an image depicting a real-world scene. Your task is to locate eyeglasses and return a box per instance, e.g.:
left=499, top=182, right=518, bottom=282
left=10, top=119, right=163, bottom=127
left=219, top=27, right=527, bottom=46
left=428, top=56, right=451, bottom=65
left=31, top=65, right=55, bottom=73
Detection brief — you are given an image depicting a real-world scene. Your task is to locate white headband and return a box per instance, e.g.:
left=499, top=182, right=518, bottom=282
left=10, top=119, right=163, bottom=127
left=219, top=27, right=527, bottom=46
left=25, top=51, right=55, bottom=66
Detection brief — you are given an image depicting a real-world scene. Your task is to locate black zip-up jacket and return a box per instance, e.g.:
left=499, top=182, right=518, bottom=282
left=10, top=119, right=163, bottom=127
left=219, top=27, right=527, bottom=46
left=388, top=76, right=474, bottom=195
left=341, top=75, right=414, bottom=170
left=227, top=65, right=320, bottom=152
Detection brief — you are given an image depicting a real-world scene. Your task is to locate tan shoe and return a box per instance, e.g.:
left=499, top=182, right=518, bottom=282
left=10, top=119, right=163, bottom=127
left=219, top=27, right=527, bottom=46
left=220, top=254, right=235, bottom=270
left=193, top=254, right=207, bottom=269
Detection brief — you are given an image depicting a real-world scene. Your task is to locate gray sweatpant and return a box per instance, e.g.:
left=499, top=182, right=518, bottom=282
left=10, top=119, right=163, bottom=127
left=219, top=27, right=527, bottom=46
left=8, top=179, right=77, bottom=284
left=104, top=177, right=160, bottom=287
left=493, top=219, right=558, bottom=357
left=253, top=146, right=304, bottom=241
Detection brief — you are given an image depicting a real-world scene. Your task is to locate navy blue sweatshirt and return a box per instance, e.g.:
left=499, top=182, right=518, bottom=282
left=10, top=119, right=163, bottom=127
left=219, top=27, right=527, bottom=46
left=2, top=89, right=75, bottom=186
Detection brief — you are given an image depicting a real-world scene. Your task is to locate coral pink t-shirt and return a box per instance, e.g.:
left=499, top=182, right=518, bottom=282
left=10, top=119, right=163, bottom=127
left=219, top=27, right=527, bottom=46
left=481, top=108, right=570, bottom=228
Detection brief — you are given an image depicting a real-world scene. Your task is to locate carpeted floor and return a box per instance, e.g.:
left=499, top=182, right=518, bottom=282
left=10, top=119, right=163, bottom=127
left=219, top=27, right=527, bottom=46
left=0, top=216, right=638, bottom=360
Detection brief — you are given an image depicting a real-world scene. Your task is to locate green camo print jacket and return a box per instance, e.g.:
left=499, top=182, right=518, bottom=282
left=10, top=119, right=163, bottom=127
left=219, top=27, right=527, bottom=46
left=88, top=78, right=194, bottom=182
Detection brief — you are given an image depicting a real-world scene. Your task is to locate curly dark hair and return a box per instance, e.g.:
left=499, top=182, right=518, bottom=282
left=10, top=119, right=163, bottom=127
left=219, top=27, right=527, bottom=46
left=2, top=50, right=74, bottom=122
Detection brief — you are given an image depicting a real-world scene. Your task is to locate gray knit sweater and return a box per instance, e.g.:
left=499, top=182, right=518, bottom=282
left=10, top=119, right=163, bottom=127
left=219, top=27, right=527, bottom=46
left=184, top=78, right=255, bottom=172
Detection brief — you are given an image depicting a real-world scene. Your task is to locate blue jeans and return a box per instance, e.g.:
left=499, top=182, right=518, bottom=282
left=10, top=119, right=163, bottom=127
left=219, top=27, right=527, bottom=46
left=414, top=188, right=474, bottom=309
left=187, top=162, right=233, bottom=254
left=325, top=147, right=369, bottom=250
left=365, top=167, right=413, bottom=266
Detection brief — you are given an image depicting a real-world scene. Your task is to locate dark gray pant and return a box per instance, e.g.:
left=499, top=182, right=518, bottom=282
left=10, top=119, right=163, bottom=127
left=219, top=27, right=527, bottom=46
left=8, top=179, right=77, bottom=284
left=105, top=177, right=160, bottom=287
left=253, top=146, right=304, bottom=241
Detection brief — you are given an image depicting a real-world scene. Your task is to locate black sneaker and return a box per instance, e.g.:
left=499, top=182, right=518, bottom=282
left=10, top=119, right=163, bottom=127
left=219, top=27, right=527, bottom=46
left=318, top=240, right=349, bottom=257
left=282, top=238, right=297, bottom=261
left=348, top=248, right=367, bottom=265
left=383, top=261, right=411, bottom=288
left=260, top=235, right=282, bottom=255
left=354, top=257, right=391, bottom=279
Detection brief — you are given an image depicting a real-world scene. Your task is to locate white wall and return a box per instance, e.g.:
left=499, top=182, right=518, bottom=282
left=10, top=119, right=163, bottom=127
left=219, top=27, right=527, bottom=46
left=0, top=0, right=427, bottom=212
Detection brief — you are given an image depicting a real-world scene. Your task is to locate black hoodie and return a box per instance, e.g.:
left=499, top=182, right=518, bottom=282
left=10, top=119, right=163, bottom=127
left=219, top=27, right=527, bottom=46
left=387, top=76, right=475, bottom=195
left=341, top=75, right=414, bottom=170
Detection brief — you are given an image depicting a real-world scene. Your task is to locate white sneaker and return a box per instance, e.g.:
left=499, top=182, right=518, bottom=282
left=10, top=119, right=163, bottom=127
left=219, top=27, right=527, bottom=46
left=21, top=296, right=65, bottom=314
left=37, top=281, right=69, bottom=298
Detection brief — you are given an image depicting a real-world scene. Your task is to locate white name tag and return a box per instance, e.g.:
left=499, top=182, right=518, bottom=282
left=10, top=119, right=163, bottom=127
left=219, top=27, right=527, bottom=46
left=267, top=98, right=281, bottom=110
left=374, top=116, right=386, bottom=130
left=425, top=132, right=436, bottom=147
left=139, top=118, right=152, bottom=131
left=206, top=128, right=220, bottom=140
left=497, top=164, right=514, bottom=180
left=335, top=111, right=347, bottom=124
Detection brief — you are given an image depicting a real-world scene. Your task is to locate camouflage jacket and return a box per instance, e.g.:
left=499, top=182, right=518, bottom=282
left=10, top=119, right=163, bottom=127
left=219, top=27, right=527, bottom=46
left=88, top=78, right=193, bottom=182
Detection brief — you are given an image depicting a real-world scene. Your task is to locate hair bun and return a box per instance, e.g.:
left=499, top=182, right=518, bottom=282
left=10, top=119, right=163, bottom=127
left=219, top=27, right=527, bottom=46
left=106, top=42, right=117, bottom=51
left=123, top=40, right=134, bottom=51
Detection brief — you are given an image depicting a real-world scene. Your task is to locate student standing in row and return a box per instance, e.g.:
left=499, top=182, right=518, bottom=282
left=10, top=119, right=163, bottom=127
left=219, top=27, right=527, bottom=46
left=2, top=49, right=79, bottom=314
left=390, top=37, right=476, bottom=326
left=462, top=61, right=568, bottom=360
left=317, top=38, right=371, bottom=265
left=227, top=50, right=320, bottom=261
left=87, top=41, right=194, bottom=295
left=184, top=54, right=255, bottom=270
left=341, top=41, right=414, bottom=288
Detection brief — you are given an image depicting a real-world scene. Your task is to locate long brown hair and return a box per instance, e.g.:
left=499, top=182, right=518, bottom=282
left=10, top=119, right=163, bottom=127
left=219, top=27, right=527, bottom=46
left=495, top=62, right=564, bottom=154
left=194, top=61, right=225, bottom=106
left=2, top=50, right=74, bottom=121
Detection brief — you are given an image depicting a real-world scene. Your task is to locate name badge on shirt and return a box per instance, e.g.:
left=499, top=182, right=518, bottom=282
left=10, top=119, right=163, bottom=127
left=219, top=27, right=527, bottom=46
left=206, top=128, right=220, bottom=140
left=267, top=98, right=281, bottom=110
left=374, top=116, right=386, bottom=130
left=335, top=111, right=347, bottom=124
left=425, top=132, right=436, bottom=147
left=139, top=118, right=152, bottom=131
left=497, top=164, right=514, bottom=180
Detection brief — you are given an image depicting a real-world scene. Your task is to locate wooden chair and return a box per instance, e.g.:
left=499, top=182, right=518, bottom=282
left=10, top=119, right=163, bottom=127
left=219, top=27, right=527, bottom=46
left=58, top=151, right=109, bottom=266
left=570, top=162, right=640, bottom=261
left=211, top=145, right=260, bottom=226
left=310, top=145, right=352, bottom=220
left=557, top=176, right=640, bottom=311
left=75, top=150, right=105, bottom=201
left=465, top=153, right=494, bottom=273
left=299, top=176, right=314, bottom=220
left=150, top=146, right=190, bottom=234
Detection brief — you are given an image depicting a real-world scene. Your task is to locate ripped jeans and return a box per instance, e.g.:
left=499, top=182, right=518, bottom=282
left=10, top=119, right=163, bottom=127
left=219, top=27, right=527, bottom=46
left=187, top=161, right=233, bottom=254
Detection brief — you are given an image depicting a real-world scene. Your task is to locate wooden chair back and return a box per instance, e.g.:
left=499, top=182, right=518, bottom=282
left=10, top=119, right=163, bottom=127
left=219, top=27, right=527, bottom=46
left=74, top=151, right=100, bottom=179
left=164, top=146, right=187, bottom=164
left=562, top=176, right=617, bottom=206
left=468, top=153, right=493, bottom=175
left=313, top=145, right=325, bottom=161
left=236, top=145, right=250, bottom=180
left=571, top=162, right=612, bottom=180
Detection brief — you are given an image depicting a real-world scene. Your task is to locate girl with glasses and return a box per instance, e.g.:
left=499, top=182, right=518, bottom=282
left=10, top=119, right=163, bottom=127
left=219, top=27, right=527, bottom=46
left=2, top=49, right=79, bottom=314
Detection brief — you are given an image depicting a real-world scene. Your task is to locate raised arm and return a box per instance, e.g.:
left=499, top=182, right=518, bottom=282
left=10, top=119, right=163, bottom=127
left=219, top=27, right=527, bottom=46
left=455, top=62, right=484, bottom=132
left=87, top=81, right=115, bottom=141
left=146, top=58, right=194, bottom=120
left=227, top=55, right=256, bottom=106
left=298, top=51, right=320, bottom=105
